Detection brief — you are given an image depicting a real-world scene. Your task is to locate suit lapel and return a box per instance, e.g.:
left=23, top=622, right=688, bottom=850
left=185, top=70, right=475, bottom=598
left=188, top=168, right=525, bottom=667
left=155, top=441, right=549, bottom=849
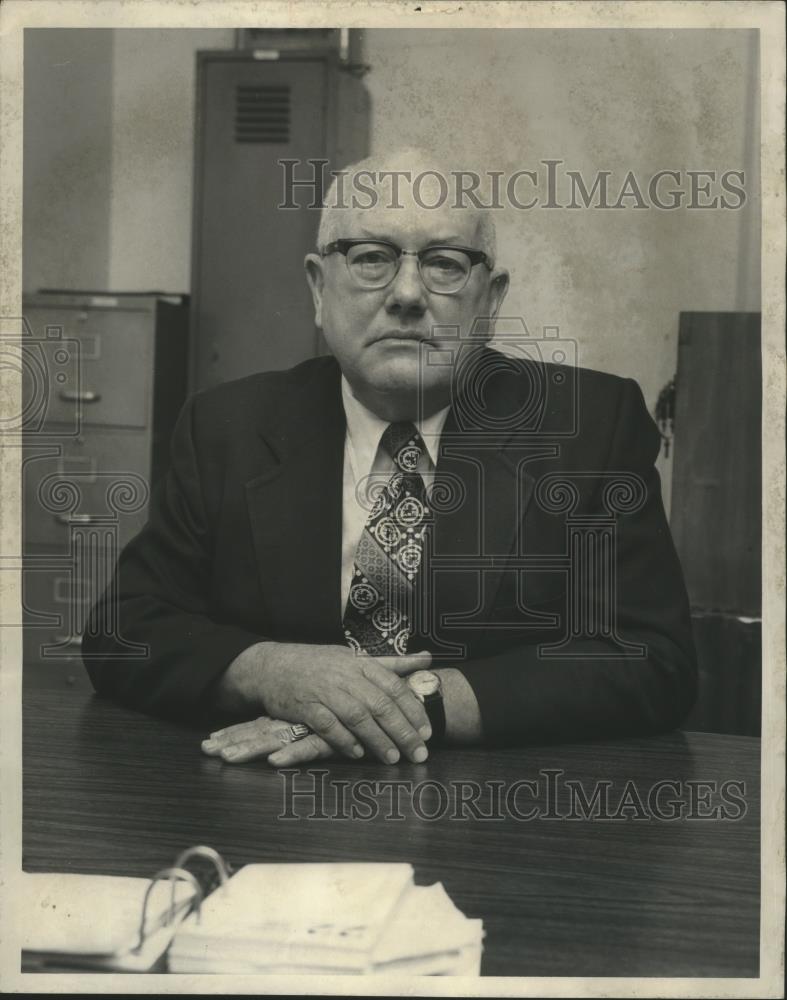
left=245, top=362, right=346, bottom=643
left=425, top=350, right=551, bottom=646
left=242, top=349, right=547, bottom=646
left=429, top=408, right=534, bottom=636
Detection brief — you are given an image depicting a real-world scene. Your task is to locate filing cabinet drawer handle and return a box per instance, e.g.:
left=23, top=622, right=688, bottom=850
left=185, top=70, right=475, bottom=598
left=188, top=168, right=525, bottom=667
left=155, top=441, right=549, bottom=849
left=59, top=389, right=102, bottom=403
left=54, top=513, right=98, bottom=525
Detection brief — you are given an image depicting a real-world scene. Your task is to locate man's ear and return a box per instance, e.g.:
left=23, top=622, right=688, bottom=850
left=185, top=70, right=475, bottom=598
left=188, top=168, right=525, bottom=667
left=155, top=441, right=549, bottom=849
left=304, top=253, right=325, bottom=329
left=488, top=268, right=510, bottom=319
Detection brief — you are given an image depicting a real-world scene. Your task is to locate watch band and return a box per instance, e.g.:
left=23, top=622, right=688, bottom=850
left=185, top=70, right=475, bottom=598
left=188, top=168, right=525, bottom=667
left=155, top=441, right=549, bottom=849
left=422, top=687, right=446, bottom=745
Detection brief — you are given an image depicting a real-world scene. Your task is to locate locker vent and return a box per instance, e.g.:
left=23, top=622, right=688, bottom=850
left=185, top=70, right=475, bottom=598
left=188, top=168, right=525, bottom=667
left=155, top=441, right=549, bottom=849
left=235, top=85, right=291, bottom=143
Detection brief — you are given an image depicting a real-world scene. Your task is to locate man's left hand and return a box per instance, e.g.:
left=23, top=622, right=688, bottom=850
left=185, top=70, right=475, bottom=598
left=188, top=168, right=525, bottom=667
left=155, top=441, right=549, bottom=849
left=201, top=717, right=335, bottom=767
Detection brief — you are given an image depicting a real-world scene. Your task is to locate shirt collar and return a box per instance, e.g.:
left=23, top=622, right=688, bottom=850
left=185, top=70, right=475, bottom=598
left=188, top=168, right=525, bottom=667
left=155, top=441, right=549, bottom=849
left=341, top=376, right=449, bottom=476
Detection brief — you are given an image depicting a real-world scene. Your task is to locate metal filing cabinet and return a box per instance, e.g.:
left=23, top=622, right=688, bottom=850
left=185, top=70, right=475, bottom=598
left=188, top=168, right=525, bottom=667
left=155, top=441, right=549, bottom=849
left=21, top=292, right=189, bottom=675
left=190, top=48, right=369, bottom=391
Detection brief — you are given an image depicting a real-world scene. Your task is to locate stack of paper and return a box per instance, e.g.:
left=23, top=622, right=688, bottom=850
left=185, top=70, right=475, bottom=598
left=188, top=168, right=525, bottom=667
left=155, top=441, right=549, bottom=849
left=168, top=863, right=483, bottom=975
left=20, top=872, right=197, bottom=972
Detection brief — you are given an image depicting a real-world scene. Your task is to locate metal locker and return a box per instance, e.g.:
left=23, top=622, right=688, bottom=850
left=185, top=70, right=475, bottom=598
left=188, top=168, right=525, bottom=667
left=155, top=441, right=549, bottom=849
left=190, top=49, right=369, bottom=390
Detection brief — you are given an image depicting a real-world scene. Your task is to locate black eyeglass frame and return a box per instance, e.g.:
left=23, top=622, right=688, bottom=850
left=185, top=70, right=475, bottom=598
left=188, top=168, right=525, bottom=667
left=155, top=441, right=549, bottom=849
left=321, top=238, right=492, bottom=294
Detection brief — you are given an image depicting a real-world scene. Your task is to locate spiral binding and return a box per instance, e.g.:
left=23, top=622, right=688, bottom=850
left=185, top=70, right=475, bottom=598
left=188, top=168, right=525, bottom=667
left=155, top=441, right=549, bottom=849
left=133, top=844, right=232, bottom=954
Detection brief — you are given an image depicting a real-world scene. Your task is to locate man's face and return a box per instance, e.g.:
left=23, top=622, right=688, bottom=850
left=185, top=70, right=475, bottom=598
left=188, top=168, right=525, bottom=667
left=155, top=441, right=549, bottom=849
left=305, top=200, right=509, bottom=413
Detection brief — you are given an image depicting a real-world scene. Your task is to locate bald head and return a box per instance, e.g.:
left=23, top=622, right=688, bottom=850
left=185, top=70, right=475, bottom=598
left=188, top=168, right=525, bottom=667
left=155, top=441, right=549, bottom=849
left=316, top=149, right=498, bottom=266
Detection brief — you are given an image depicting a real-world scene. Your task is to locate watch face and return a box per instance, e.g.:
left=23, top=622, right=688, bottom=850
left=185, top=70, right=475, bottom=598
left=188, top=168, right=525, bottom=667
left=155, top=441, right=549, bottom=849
left=408, top=670, right=440, bottom=699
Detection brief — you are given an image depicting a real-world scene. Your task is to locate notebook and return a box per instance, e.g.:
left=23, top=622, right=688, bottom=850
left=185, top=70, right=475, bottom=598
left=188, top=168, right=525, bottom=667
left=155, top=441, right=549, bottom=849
left=169, top=863, right=415, bottom=974
left=168, top=862, right=483, bottom=975
left=20, top=872, right=198, bottom=972
left=20, top=848, right=484, bottom=976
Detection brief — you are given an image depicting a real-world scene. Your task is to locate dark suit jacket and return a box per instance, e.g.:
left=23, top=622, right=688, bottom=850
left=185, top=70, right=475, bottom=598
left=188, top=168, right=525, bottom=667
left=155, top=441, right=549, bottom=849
left=83, top=350, right=697, bottom=744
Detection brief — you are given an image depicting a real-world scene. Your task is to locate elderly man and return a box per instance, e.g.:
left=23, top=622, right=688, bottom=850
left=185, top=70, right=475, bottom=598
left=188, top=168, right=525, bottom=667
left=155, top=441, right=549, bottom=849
left=83, top=151, right=696, bottom=768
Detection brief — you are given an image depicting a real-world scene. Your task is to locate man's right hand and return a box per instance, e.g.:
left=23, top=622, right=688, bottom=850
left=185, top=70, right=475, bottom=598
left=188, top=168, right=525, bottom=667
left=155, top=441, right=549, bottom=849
left=216, top=642, right=433, bottom=765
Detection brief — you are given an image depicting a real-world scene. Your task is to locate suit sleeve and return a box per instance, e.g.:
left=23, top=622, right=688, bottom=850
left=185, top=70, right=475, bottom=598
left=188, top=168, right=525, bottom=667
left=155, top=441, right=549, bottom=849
left=454, top=378, right=698, bottom=746
left=82, top=395, right=265, bottom=724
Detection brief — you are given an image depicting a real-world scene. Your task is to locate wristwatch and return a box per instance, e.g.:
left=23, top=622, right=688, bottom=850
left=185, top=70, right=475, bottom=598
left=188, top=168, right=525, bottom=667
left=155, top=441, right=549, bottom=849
left=407, top=670, right=446, bottom=745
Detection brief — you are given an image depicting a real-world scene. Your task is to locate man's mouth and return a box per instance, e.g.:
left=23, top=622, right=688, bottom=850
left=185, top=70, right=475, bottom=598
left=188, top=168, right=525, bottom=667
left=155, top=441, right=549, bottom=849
left=374, top=330, right=429, bottom=343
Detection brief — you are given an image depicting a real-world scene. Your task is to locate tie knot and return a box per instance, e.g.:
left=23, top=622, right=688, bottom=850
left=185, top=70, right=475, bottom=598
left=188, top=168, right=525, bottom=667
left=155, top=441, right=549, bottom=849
left=380, top=421, right=424, bottom=473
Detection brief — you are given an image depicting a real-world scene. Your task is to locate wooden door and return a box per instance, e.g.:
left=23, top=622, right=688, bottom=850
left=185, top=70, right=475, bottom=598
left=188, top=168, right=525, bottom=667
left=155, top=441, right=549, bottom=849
left=671, top=312, right=761, bottom=734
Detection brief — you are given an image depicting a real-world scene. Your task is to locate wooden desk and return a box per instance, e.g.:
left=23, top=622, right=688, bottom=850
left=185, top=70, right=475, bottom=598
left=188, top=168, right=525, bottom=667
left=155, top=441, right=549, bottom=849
left=23, top=677, right=760, bottom=977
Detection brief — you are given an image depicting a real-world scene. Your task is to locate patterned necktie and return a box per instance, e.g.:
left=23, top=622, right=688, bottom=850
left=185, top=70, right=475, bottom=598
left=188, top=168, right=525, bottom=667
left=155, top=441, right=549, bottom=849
left=343, top=421, right=432, bottom=656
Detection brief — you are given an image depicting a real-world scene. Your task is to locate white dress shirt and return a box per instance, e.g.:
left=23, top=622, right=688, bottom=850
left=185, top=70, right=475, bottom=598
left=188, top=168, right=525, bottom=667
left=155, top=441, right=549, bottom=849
left=340, top=376, right=450, bottom=613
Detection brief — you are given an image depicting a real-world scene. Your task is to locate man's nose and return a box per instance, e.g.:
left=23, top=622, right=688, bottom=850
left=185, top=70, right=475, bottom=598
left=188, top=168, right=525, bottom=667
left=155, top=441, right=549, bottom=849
left=384, top=256, right=428, bottom=313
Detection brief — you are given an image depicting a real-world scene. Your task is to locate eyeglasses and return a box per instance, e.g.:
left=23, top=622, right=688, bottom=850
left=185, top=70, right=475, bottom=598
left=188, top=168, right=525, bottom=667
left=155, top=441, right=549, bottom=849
left=322, top=239, right=492, bottom=295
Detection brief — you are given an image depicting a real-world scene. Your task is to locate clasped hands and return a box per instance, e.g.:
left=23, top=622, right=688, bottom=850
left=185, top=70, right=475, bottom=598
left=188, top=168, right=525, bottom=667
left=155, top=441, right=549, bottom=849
left=201, top=642, right=434, bottom=768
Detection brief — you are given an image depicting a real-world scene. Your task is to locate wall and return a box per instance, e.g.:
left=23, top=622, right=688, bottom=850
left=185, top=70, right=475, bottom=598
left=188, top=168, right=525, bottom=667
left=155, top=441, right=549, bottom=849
left=23, top=29, right=114, bottom=293
left=23, top=28, right=234, bottom=295
left=362, top=28, right=759, bottom=515
left=107, top=29, right=234, bottom=292
left=25, top=28, right=760, bottom=387
left=23, top=27, right=760, bottom=513
left=362, top=28, right=760, bottom=410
